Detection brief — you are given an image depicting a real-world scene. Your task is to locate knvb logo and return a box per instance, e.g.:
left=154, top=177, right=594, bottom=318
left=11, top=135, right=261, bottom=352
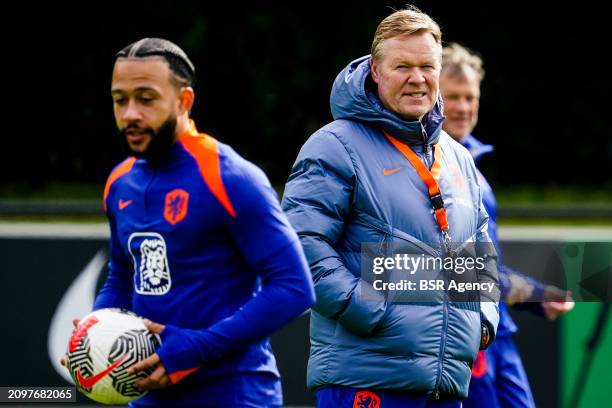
left=353, top=391, right=381, bottom=408
left=128, top=232, right=172, bottom=295
left=471, top=351, right=488, bottom=378
left=164, top=188, right=189, bottom=225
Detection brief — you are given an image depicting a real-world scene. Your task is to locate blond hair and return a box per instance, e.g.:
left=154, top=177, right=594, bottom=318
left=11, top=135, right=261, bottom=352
left=371, top=6, right=442, bottom=61
left=441, top=43, right=485, bottom=83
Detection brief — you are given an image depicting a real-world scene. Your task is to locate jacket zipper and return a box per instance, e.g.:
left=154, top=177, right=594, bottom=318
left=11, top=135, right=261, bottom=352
left=434, top=264, right=449, bottom=399
left=421, top=126, right=428, bottom=155
left=420, top=126, right=432, bottom=168
left=143, top=168, right=156, bottom=222
left=420, top=124, right=447, bottom=399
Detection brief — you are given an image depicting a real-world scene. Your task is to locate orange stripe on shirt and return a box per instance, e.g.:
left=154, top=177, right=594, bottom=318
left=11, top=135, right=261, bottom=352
left=179, top=120, right=236, bottom=218
left=168, top=366, right=200, bottom=384
left=103, top=157, right=137, bottom=210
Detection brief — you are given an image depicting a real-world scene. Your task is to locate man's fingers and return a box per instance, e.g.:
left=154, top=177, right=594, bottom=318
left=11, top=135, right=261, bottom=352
left=72, top=319, right=80, bottom=328
left=143, top=319, right=165, bottom=334
left=127, top=353, right=160, bottom=375
left=135, top=365, right=168, bottom=390
left=128, top=354, right=159, bottom=374
left=139, top=365, right=163, bottom=386
left=158, top=375, right=171, bottom=389
left=542, top=300, right=575, bottom=320
left=554, top=300, right=575, bottom=313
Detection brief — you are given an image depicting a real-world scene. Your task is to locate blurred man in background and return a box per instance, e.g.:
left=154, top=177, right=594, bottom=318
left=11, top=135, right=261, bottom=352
left=283, top=8, right=499, bottom=407
left=66, top=37, right=315, bottom=408
left=440, top=42, right=574, bottom=408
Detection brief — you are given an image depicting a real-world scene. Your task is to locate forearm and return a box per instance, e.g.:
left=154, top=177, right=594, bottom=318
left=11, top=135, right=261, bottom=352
left=500, top=264, right=546, bottom=316
left=95, top=214, right=133, bottom=310
left=156, top=241, right=315, bottom=373
left=93, top=287, right=132, bottom=311
left=93, top=269, right=132, bottom=310
left=301, top=234, right=386, bottom=335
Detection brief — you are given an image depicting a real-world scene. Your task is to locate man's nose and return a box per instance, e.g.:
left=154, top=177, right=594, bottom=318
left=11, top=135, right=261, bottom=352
left=457, top=98, right=471, bottom=112
left=122, top=100, right=143, bottom=121
left=407, top=68, right=426, bottom=84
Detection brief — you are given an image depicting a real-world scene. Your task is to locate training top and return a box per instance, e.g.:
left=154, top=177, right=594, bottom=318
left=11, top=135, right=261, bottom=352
left=94, top=120, right=315, bottom=407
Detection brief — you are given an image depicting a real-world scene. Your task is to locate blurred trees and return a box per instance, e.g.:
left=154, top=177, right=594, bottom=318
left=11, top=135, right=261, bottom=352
left=3, top=1, right=610, bottom=193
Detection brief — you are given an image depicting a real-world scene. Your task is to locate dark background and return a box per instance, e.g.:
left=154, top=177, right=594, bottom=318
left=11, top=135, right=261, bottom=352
left=3, top=0, right=610, bottom=192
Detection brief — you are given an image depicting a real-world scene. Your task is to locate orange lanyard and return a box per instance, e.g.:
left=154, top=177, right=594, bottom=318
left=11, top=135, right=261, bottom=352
left=384, top=132, right=451, bottom=241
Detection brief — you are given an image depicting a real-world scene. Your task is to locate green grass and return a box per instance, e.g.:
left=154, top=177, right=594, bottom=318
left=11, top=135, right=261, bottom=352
left=495, top=185, right=612, bottom=205
left=0, top=182, right=104, bottom=199
left=498, top=218, right=612, bottom=226
left=0, top=214, right=107, bottom=222
left=1, top=215, right=609, bottom=225
left=1, top=183, right=610, bottom=225
left=2, top=182, right=611, bottom=204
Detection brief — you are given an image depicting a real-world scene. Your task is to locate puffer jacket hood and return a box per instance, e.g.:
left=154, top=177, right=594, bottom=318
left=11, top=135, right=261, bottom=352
left=330, top=55, right=445, bottom=147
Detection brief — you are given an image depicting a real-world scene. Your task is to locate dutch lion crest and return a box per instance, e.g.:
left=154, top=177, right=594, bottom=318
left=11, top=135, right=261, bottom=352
left=128, top=232, right=172, bottom=295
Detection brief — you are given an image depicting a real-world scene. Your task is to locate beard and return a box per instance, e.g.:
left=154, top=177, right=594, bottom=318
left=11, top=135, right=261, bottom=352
left=118, top=115, right=178, bottom=167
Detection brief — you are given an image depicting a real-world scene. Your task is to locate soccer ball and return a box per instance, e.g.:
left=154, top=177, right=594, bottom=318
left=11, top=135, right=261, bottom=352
left=66, top=308, right=161, bottom=405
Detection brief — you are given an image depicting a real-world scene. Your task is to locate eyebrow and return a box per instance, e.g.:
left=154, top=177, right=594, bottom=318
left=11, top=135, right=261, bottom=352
left=392, top=51, right=439, bottom=62
left=110, top=86, right=161, bottom=95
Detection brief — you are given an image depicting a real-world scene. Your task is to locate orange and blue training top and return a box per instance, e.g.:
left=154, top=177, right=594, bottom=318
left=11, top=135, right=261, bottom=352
left=95, top=120, right=315, bottom=408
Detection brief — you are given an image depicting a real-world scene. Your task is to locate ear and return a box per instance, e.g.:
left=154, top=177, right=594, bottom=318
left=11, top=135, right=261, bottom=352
left=370, top=57, right=380, bottom=84
left=178, top=87, right=195, bottom=114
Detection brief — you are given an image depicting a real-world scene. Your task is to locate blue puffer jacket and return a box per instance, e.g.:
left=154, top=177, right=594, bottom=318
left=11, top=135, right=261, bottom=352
left=462, top=134, right=546, bottom=338
left=282, top=56, right=499, bottom=398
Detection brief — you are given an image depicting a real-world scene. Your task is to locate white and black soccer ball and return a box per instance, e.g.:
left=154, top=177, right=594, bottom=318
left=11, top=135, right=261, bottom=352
left=66, top=308, right=161, bottom=405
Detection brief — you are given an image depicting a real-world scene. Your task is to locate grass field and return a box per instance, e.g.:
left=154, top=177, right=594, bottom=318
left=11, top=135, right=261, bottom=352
left=2, top=182, right=612, bottom=203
